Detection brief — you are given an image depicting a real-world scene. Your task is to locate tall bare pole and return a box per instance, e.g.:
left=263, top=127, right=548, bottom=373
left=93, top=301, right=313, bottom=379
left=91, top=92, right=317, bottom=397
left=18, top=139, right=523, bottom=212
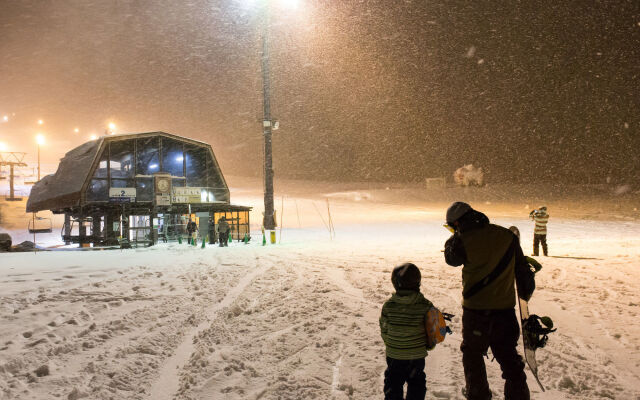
left=261, top=4, right=275, bottom=230
left=37, top=144, right=40, bottom=181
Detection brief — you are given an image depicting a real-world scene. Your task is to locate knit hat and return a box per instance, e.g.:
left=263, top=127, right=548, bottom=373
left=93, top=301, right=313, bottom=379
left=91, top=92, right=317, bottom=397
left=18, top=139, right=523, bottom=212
left=446, top=202, right=472, bottom=225
left=391, top=263, right=421, bottom=291
left=508, top=225, right=521, bottom=239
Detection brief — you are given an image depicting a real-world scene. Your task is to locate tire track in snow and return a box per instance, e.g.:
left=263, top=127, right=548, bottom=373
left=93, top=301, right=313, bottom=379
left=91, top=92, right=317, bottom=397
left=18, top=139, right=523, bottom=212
left=331, top=343, right=344, bottom=396
left=147, top=256, right=273, bottom=400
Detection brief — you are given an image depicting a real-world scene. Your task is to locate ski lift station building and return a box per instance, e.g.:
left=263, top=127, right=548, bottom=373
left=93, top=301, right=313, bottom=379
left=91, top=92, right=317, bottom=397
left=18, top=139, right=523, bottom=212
left=26, top=132, right=251, bottom=246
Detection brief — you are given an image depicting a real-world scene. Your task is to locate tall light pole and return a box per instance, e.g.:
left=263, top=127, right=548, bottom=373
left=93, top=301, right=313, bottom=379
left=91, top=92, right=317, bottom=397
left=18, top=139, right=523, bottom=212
left=36, top=134, right=45, bottom=181
left=260, top=3, right=276, bottom=231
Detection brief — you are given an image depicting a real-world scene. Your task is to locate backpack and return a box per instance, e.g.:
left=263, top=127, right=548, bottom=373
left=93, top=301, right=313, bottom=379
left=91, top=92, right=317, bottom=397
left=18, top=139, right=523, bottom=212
left=523, top=314, right=556, bottom=350
left=425, top=307, right=452, bottom=349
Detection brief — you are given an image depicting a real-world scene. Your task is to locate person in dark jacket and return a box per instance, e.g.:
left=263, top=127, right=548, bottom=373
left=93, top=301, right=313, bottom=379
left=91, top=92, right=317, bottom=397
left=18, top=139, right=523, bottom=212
left=217, top=216, right=230, bottom=247
left=380, top=263, right=435, bottom=400
left=186, top=218, right=198, bottom=242
left=444, top=202, right=530, bottom=400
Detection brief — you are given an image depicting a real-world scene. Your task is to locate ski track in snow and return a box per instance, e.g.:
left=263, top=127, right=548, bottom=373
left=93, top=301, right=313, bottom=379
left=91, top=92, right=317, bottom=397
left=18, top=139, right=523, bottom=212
left=1, top=182, right=640, bottom=399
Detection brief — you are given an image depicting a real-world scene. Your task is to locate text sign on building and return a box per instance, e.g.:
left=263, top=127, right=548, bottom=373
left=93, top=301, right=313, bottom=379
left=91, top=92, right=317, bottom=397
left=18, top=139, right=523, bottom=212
left=171, top=187, right=216, bottom=204
left=109, top=187, right=136, bottom=203
left=156, top=194, right=171, bottom=206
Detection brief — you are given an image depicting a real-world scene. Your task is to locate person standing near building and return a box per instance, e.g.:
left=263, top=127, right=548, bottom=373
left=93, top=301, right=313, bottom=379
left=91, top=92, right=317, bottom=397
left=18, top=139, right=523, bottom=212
left=186, top=218, right=198, bottom=243
left=217, top=216, right=230, bottom=247
left=443, top=202, right=530, bottom=400
left=208, top=216, right=217, bottom=245
left=529, top=206, right=549, bottom=256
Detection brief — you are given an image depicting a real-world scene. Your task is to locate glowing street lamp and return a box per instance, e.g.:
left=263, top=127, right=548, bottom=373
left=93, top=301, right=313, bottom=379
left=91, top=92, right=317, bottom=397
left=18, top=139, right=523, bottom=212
left=35, top=134, right=45, bottom=181
left=2, top=115, right=7, bottom=122
left=74, top=128, right=79, bottom=133
left=278, top=0, right=299, bottom=9
left=252, top=0, right=298, bottom=231
left=90, top=134, right=98, bottom=141
left=0, top=142, right=7, bottom=152
left=37, top=119, right=44, bottom=125
left=107, top=122, right=116, bottom=135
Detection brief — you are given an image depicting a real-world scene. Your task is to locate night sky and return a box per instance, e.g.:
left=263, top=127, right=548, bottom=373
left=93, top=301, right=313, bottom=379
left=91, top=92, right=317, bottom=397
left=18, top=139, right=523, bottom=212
left=1, top=0, right=639, bottom=184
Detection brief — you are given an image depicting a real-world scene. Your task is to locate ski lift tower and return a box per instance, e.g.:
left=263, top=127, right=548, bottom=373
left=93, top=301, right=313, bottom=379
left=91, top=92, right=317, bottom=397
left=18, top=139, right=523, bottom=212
left=0, top=152, right=28, bottom=201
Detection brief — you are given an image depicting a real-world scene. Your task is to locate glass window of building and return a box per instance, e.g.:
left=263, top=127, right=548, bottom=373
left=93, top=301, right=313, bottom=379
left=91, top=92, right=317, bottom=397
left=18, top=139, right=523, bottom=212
left=136, top=177, right=153, bottom=202
left=92, top=148, right=109, bottom=179
left=86, top=179, right=108, bottom=202
left=161, top=138, right=184, bottom=177
left=185, top=145, right=208, bottom=187
left=136, top=137, right=160, bottom=176
left=110, top=139, right=135, bottom=179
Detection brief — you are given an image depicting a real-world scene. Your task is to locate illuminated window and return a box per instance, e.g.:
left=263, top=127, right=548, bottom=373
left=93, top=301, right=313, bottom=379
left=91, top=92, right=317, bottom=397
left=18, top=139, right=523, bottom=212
left=136, top=137, right=159, bottom=175
left=161, top=138, right=184, bottom=177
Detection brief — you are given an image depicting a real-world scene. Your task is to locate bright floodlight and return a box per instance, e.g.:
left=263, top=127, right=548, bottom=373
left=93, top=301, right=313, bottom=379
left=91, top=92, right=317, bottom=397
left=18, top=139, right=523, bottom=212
left=0, top=142, right=6, bottom=152
left=2, top=115, right=7, bottom=122
left=108, top=122, right=116, bottom=130
left=74, top=128, right=79, bottom=133
left=37, top=119, right=44, bottom=125
left=278, top=0, right=299, bottom=9
left=36, top=134, right=46, bottom=146
left=238, top=0, right=258, bottom=7
left=90, top=134, right=98, bottom=140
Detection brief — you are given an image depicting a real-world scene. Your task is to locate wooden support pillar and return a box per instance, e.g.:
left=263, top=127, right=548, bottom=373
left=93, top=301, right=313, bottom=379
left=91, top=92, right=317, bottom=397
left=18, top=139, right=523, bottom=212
left=91, top=215, right=101, bottom=245
left=150, top=212, right=157, bottom=246
left=122, top=213, right=129, bottom=241
left=64, top=214, right=71, bottom=245
left=78, top=218, right=86, bottom=248
left=9, top=165, right=15, bottom=200
left=105, top=213, right=116, bottom=245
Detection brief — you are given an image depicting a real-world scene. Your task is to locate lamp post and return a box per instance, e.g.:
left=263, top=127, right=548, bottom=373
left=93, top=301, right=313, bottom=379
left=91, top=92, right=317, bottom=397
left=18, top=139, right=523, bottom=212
left=260, top=3, right=276, bottom=231
left=35, top=134, right=45, bottom=181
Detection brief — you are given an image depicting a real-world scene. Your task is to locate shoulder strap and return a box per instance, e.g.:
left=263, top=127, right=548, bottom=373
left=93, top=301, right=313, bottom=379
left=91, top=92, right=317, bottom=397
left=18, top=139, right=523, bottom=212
left=463, top=236, right=516, bottom=300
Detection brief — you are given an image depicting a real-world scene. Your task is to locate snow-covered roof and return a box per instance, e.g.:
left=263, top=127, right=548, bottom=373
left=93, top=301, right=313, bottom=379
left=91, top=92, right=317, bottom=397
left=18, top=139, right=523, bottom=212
left=27, top=139, right=102, bottom=212
left=26, top=132, right=229, bottom=213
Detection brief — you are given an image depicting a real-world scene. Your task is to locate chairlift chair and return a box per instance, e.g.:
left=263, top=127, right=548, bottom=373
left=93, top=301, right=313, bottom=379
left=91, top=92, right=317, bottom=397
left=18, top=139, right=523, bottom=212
left=28, top=216, right=53, bottom=234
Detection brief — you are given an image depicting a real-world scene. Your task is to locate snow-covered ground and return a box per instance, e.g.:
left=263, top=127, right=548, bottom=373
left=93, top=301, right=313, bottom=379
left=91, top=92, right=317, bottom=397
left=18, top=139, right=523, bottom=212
left=1, top=177, right=639, bottom=399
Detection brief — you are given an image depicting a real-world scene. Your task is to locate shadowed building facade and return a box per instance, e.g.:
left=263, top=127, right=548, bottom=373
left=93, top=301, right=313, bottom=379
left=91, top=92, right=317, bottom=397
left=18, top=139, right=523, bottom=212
left=27, top=132, right=250, bottom=247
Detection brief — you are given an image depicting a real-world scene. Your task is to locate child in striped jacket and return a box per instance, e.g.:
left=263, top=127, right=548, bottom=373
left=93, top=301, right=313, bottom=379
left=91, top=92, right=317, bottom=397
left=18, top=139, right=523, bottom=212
left=380, top=263, right=437, bottom=399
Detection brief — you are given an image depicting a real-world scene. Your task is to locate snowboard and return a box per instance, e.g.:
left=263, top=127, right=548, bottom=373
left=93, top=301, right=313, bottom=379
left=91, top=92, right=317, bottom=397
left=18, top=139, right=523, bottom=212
left=516, top=288, right=546, bottom=392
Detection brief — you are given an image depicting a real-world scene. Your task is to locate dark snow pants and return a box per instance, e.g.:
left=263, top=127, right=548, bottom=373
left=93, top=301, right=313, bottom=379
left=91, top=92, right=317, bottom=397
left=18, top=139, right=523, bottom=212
left=460, top=308, right=529, bottom=400
left=383, top=357, right=426, bottom=400
left=218, top=232, right=229, bottom=247
left=533, top=234, right=547, bottom=256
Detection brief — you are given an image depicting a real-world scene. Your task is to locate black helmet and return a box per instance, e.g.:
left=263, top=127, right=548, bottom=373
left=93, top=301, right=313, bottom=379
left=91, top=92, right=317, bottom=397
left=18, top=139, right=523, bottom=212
left=446, top=202, right=472, bottom=225
left=391, top=263, right=421, bottom=291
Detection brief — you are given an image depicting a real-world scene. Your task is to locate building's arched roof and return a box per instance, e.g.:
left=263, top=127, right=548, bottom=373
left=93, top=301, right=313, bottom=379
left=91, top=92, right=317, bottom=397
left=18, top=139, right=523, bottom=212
left=27, top=132, right=228, bottom=213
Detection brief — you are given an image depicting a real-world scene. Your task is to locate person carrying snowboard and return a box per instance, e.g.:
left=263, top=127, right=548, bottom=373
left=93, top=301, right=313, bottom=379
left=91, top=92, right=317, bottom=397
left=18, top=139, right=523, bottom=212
left=379, top=263, right=448, bottom=400
left=444, top=202, right=530, bottom=400
left=529, top=206, right=549, bottom=256
left=217, top=215, right=230, bottom=247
